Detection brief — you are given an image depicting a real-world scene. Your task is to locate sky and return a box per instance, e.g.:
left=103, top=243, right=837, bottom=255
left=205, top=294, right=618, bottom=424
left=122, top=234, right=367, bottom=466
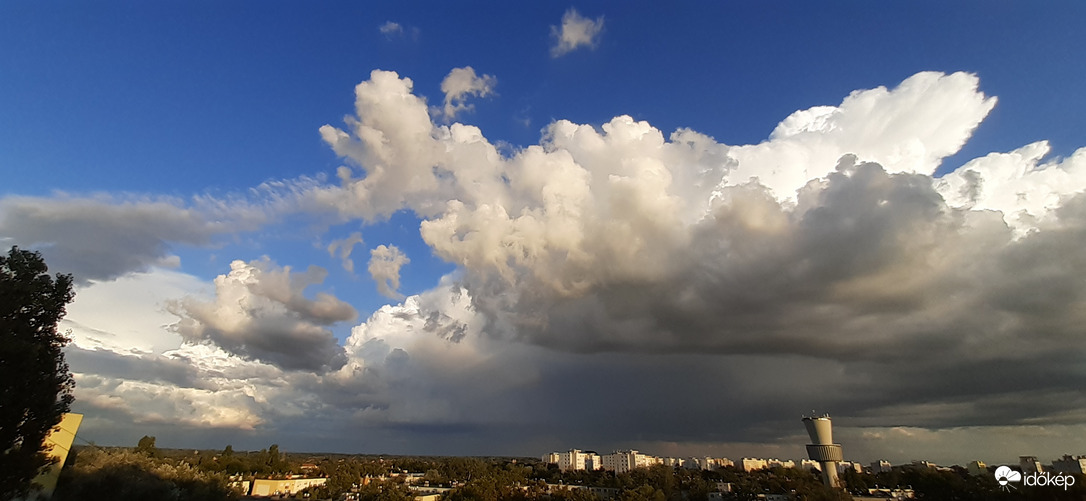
left=2, top=2, right=1086, bottom=467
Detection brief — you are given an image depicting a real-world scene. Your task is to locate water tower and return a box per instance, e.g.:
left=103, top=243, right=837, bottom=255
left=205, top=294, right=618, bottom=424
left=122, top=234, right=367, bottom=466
left=802, top=413, right=843, bottom=488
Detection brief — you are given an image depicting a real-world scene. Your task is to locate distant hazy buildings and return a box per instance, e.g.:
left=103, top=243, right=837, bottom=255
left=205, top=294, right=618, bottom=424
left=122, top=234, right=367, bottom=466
left=869, top=460, right=892, bottom=474
left=1020, top=455, right=1044, bottom=473
left=837, top=461, right=863, bottom=474
left=1052, top=455, right=1086, bottom=474
left=799, top=459, right=823, bottom=472
left=545, top=449, right=738, bottom=474
left=542, top=443, right=1086, bottom=486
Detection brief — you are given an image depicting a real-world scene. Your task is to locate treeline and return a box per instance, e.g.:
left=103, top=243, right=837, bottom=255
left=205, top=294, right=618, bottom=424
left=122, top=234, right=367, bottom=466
left=53, top=447, right=239, bottom=501
left=54, top=437, right=305, bottom=500
left=441, top=462, right=850, bottom=501
left=841, top=466, right=1086, bottom=501
left=55, top=440, right=1078, bottom=501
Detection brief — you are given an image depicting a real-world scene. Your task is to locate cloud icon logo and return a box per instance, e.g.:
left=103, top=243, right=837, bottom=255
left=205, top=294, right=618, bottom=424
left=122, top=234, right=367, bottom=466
left=995, top=465, right=1022, bottom=486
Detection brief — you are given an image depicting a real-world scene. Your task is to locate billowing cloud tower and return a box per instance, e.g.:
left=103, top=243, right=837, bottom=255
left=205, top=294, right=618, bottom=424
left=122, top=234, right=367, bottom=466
left=803, top=414, right=843, bottom=488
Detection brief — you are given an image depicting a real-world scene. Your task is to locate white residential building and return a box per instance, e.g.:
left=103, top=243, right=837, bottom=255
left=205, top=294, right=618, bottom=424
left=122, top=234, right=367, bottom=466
left=767, top=458, right=795, bottom=469
left=601, top=450, right=660, bottom=473
left=545, top=449, right=602, bottom=471
left=738, top=458, right=768, bottom=472
left=799, top=459, right=822, bottom=471
left=869, top=460, right=891, bottom=474
left=836, top=461, right=863, bottom=474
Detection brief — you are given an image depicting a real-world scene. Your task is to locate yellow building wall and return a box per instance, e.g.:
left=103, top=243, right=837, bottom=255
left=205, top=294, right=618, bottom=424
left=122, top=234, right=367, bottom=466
left=32, top=413, right=84, bottom=499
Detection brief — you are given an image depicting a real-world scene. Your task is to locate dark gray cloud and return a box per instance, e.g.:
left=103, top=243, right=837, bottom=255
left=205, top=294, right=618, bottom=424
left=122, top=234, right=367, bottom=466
left=0, top=194, right=268, bottom=283
left=168, top=258, right=355, bottom=372
left=65, top=346, right=205, bottom=389
left=434, top=158, right=1086, bottom=452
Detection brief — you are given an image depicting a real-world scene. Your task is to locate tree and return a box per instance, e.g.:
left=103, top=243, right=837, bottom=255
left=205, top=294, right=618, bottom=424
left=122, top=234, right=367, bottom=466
left=136, top=436, right=158, bottom=457
left=0, top=247, right=76, bottom=499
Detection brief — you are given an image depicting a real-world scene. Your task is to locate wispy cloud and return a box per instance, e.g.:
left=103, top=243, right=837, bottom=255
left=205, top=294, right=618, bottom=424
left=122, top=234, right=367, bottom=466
left=378, top=20, right=418, bottom=41
left=378, top=21, right=402, bottom=37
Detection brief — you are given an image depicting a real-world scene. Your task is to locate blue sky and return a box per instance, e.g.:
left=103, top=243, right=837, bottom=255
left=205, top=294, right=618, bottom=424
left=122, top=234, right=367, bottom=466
left=3, top=2, right=1086, bottom=465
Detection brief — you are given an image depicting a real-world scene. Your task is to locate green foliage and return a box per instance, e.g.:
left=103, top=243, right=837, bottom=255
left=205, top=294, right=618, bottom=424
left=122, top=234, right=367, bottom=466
left=0, top=247, right=76, bottom=500
left=349, top=480, right=414, bottom=501
left=867, top=466, right=1086, bottom=501
left=53, top=448, right=240, bottom=501
left=549, top=486, right=602, bottom=501
left=619, top=485, right=666, bottom=501
left=196, top=443, right=294, bottom=476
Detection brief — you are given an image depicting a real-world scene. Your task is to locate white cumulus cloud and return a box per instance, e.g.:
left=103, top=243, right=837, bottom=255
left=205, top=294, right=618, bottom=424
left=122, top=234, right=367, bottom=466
left=551, top=9, right=604, bottom=57
left=368, top=244, right=410, bottom=298
left=438, top=66, right=496, bottom=120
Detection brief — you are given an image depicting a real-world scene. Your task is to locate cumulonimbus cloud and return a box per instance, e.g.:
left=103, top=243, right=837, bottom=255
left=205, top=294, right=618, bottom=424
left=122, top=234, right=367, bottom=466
left=45, top=68, right=1086, bottom=459
left=309, top=68, right=1086, bottom=433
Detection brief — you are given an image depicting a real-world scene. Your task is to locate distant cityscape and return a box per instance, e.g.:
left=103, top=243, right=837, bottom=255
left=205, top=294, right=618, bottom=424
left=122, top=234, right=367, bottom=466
left=541, top=448, right=1086, bottom=477
left=538, top=414, right=1086, bottom=498
left=25, top=410, right=1086, bottom=500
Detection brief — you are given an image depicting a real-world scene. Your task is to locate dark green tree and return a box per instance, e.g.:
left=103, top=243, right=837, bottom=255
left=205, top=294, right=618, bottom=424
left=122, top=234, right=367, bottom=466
left=136, top=436, right=158, bottom=457
left=0, top=247, right=76, bottom=499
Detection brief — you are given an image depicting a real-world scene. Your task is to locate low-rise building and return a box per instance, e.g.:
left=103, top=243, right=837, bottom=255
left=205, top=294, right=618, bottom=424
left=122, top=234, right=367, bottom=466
left=250, top=477, right=328, bottom=497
